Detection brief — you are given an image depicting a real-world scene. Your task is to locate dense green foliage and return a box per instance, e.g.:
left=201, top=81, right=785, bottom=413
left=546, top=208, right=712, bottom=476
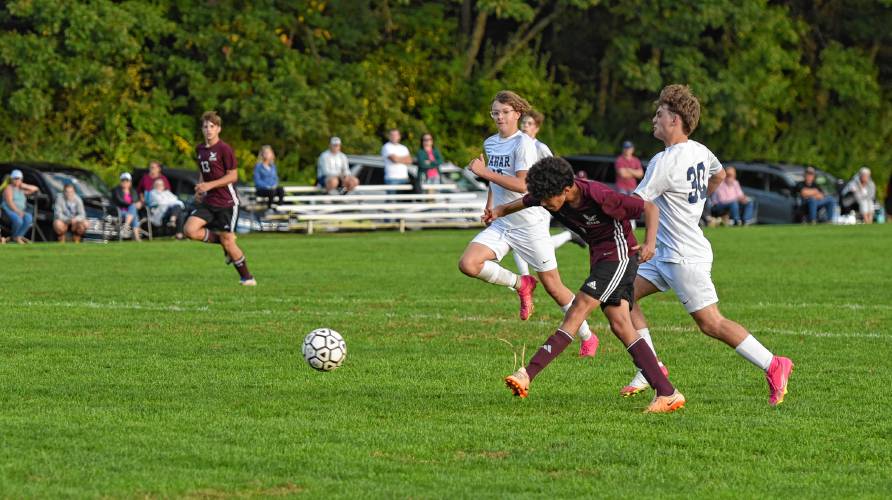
left=1, top=1, right=890, bottom=191
left=1, top=226, right=890, bottom=496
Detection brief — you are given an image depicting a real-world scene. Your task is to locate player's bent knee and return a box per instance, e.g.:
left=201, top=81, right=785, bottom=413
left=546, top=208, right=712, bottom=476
left=696, top=317, right=724, bottom=338
left=458, top=258, right=482, bottom=277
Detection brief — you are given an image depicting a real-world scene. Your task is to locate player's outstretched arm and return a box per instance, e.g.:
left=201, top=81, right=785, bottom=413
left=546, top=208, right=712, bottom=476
left=485, top=199, right=526, bottom=224
left=638, top=201, right=659, bottom=263
left=707, top=167, right=726, bottom=196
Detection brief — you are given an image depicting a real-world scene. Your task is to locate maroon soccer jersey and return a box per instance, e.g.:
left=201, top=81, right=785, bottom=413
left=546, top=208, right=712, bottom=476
left=196, top=140, right=238, bottom=207
left=523, top=179, right=643, bottom=265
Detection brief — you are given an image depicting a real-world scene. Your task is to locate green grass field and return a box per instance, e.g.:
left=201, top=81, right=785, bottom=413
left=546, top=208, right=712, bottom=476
left=1, top=225, right=890, bottom=498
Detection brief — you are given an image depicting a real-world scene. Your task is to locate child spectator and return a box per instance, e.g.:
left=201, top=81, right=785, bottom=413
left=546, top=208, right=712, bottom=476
left=53, top=183, right=87, bottom=242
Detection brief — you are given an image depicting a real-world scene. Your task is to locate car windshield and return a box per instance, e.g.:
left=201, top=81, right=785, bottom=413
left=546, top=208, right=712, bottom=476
left=787, top=170, right=835, bottom=190
left=44, top=173, right=107, bottom=199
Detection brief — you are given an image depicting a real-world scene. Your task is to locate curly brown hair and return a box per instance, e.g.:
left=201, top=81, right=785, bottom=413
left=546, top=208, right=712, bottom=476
left=523, top=110, right=545, bottom=127
left=201, top=110, right=222, bottom=127
left=493, top=90, right=531, bottom=116
left=656, top=84, right=700, bottom=135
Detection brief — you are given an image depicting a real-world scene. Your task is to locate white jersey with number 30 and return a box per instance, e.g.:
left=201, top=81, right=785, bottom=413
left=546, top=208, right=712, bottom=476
left=484, top=131, right=547, bottom=228
left=634, top=140, right=722, bottom=263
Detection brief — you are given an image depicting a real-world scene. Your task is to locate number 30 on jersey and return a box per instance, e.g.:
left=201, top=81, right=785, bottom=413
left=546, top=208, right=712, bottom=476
left=687, top=162, right=708, bottom=204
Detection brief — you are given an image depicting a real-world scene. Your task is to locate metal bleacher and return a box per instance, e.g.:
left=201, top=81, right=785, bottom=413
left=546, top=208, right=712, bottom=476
left=240, top=183, right=484, bottom=234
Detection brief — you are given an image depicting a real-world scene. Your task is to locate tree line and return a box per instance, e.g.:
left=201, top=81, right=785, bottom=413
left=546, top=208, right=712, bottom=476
left=1, top=0, right=890, bottom=193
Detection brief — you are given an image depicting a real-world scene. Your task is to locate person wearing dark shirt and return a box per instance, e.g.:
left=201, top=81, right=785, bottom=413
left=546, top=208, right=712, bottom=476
left=488, top=156, right=684, bottom=413
left=112, top=172, right=143, bottom=241
left=415, top=133, right=443, bottom=185
left=183, top=111, right=256, bottom=286
left=795, top=166, right=837, bottom=223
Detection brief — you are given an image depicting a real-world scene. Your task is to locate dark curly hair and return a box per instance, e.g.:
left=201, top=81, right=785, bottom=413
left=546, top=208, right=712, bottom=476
left=526, top=157, right=575, bottom=200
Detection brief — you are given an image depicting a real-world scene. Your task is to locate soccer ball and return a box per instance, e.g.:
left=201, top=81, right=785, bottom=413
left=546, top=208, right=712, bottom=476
left=302, top=328, right=347, bottom=371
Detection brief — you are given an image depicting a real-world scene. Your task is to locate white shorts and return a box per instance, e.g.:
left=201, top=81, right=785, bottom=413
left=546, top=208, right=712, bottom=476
left=471, top=221, right=557, bottom=273
left=637, top=259, right=718, bottom=313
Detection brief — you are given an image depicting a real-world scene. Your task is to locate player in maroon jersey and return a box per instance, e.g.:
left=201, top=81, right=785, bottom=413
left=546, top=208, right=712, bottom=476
left=183, top=111, right=256, bottom=286
left=488, top=156, right=684, bottom=413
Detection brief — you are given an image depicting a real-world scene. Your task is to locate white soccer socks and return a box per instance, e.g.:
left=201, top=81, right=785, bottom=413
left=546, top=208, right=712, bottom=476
left=478, top=260, right=521, bottom=288
left=734, top=334, right=773, bottom=371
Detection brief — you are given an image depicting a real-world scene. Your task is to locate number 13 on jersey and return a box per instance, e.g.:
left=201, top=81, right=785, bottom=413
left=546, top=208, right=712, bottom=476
left=687, top=162, right=708, bottom=203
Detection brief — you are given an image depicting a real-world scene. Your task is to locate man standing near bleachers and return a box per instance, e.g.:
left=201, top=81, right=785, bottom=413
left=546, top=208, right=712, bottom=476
left=380, top=128, right=413, bottom=191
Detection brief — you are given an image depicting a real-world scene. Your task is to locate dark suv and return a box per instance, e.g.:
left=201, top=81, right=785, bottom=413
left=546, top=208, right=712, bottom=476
left=0, top=162, right=114, bottom=241
left=563, top=155, right=620, bottom=187
left=729, top=162, right=840, bottom=224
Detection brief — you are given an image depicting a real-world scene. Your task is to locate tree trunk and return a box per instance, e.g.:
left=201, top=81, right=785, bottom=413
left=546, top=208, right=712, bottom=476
left=461, top=0, right=472, bottom=38
left=463, top=11, right=487, bottom=79
left=481, top=8, right=562, bottom=80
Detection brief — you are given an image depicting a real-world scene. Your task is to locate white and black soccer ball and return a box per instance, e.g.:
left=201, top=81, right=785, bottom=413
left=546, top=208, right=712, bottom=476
left=302, top=328, right=347, bottom=371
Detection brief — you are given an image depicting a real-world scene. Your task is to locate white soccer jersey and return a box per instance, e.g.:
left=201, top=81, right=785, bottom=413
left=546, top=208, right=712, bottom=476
left=534, top=139, right=553, bottom=160
left=484, top=131, right=547, bottom=228
left=634, top=140, right=723, bottom=263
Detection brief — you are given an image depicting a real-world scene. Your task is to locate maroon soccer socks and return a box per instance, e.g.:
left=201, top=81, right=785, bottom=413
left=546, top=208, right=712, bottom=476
left=525, top=329, right=574, bottom=381
left=627, top=338, right=674, bottom=397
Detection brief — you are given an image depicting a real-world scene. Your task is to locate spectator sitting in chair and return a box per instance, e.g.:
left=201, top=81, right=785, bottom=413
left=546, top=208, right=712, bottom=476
left=53, top=182, right=87, bottom=243
left=317, top=137, right=359, bottom=195
left=137, top=161, right=171, bottom=202
left=253, top=145, right=286, bottom=209
left=147, top=178, right=185, bottom=239
left=112, top=172, right=143, bottom=241
left=710, top=165, right=756, bottom=225
left=1, top=169, right=39, bottom=244
left=796, top=166, right=837, bottom=224
left=843, top=167, right=876, bottom=224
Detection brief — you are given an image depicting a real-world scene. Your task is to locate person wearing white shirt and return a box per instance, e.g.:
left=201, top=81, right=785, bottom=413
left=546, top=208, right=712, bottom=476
left=317, top=137, right=359, bottom=195
left=460, top=91, right=598, bottom=357
left=380, top=129, right=413, bottom=190
left=147, top=178, right=185, bottom=239
left=622, top=84, right=793, bottom=407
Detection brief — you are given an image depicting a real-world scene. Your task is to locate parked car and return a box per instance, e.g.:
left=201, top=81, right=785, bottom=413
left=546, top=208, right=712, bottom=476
left=563, top=154, right=621, bottom=187
left=0, top=162, right=113, bottom=241
left=728, top=162, right=841, bottom=224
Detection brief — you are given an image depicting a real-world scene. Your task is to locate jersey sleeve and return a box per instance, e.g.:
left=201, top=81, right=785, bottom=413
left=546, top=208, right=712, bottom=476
left=224, top=145, right=237, bottom=171
left=538, top=142, right=553, bottom=159
left=634, top=155, right=671, bottom=202
left=589, top=182, right=644, bottom=221
left=707, top=149, right=722, bottom=176
left=514, top=136, right=538, bottom=172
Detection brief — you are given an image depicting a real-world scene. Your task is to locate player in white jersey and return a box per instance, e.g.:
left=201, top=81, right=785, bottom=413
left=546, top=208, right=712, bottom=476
left=459, top=91, right=598, bottom=357
left=621, top=84, right=793, bottom=406
left=512, top=111, right=584, bottom=278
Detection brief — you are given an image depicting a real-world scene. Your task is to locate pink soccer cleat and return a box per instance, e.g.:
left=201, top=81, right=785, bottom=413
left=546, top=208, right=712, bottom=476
left=579, top=335, right=599, bottom=357
left=766, top=356, right=794, bottom=406
left=516, top=275, right=537, bottom=320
